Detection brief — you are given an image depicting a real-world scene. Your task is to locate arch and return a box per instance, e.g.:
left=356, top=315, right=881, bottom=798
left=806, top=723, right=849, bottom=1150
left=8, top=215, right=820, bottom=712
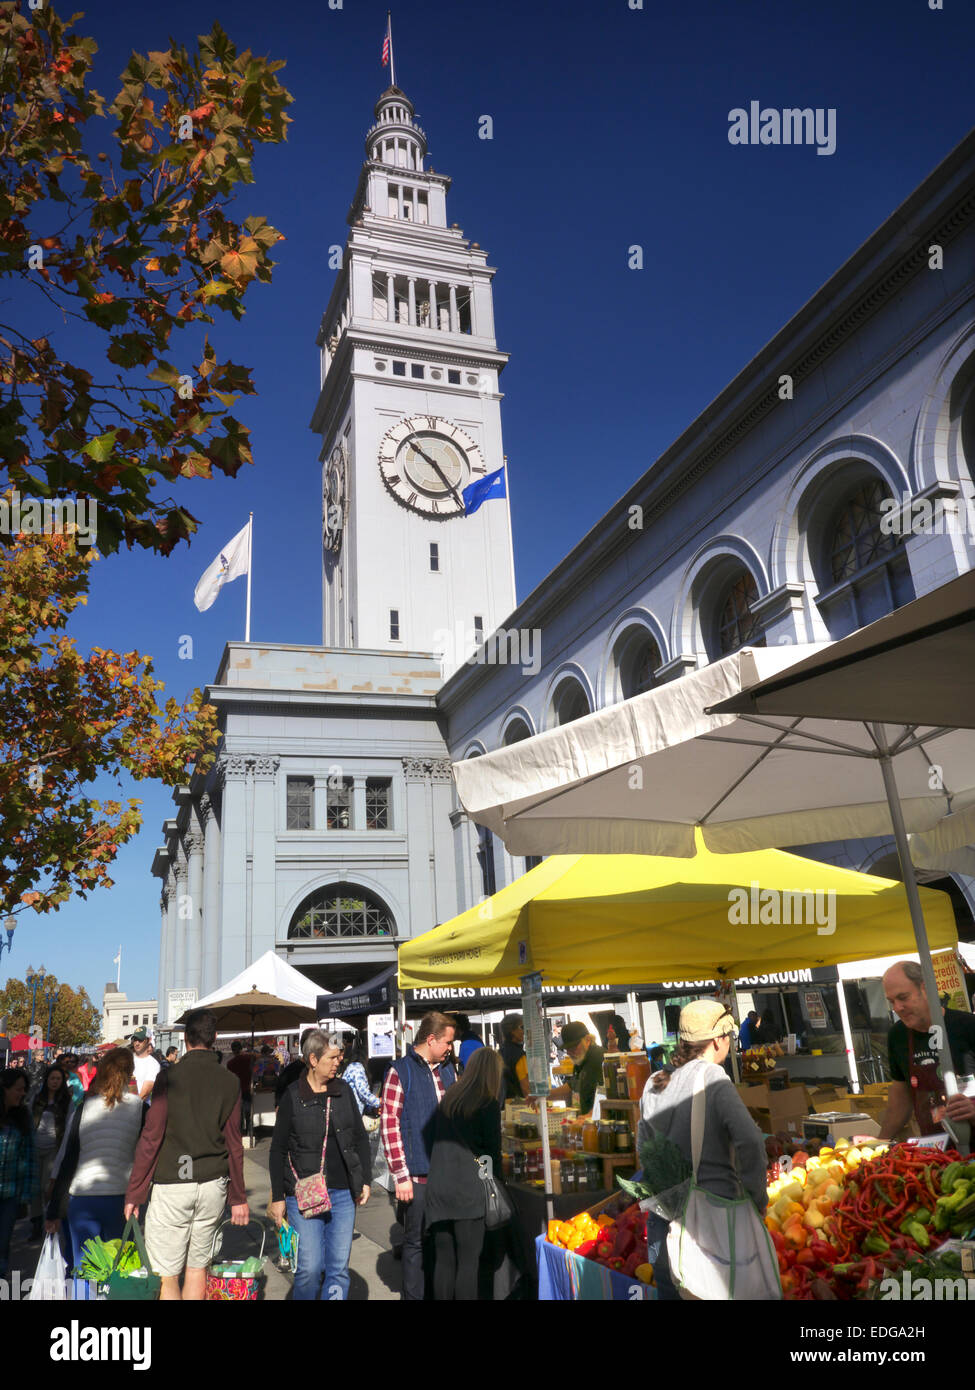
left=912, top=323, right=975, bottom=493
left=671, top=536, right=769, bottom=662
left=599, top=609, right=669, bottom=706
left=769, top=435, right=910, bottom=592
left=543, top=664, right=595, bottom=730
left=499, top=706, right=536, bottom=746
left=279, top=874, right=404, bottom=944
left=461, top=740, right=488, bottom=760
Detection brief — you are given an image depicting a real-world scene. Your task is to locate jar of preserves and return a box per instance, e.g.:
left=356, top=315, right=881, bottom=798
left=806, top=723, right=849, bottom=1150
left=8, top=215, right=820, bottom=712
left=626, top=1052, right=651, bottom=1101
left=502, top=1152, right=513, bottom=1180
left=602, top=1056, right=620, bottom=1099
left=598, top=1121, right=615, bottom=1154
left=563, top=1161, right=576, bottom=1194
left=614, top=1120, right=630, bottom=1152
left=585, top=1156, right=602, bottom=1191
left=582, top=1120, right=599, bottom=1153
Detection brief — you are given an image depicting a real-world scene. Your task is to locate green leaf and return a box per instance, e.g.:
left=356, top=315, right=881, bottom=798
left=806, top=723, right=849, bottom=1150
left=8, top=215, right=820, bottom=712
left=82, top=430, right=118, bottom=463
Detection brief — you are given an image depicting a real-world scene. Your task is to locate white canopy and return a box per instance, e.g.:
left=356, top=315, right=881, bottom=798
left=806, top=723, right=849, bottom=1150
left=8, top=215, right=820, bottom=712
left=195, top=950, right=322, bottom=1012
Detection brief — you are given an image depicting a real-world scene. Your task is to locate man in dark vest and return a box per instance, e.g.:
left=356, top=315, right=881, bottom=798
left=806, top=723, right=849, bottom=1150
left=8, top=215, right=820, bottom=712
left=380, top=1011, right=456, bottom=1300
left=123, top=1008, right=248, bottom=1300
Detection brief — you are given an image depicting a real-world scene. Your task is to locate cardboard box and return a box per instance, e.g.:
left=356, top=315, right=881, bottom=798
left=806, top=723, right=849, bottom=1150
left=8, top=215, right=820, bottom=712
left=845, top=1092, right=887, bottom=1120
left=742, top=1082, right=810, bottom=1137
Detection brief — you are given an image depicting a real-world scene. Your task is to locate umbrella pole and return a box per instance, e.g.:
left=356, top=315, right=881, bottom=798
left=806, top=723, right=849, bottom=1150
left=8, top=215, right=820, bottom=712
left=835, top=977, right=861, bottom=1095
left=872, top=724, right=969, bottom=1153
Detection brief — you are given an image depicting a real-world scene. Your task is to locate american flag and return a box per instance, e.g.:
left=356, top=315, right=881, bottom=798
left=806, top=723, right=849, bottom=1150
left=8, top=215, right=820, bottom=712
left=381, top=30, right=390, bottom=66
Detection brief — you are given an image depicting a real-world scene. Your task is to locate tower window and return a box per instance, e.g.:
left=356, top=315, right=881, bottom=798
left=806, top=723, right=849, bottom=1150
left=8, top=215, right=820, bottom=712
left=411, top=364, right=424, bottom=379
left=430, top=543, right=440, bottom=572
left=286, top=776, right=314, bottom=830
left=474, top=615, right=484, bottom=639
left=326, top=776, right=353, bottom=830
left=448, top=369, right=461, bottom=384
left=390, top=609, right=400, bottom=641
left=366, top=778, right=392, bottom=830
left=392, top=361, right=406, bottom=376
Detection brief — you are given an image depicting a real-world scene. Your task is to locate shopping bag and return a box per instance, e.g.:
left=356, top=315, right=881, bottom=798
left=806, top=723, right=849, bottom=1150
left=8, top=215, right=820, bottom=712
left=206, top=1219, right=267, bottom=1301
left=370, top=1125, right=394, bottom=1192
left=102, top=1217, right=161, bottom=1301
left=663, top=1066, right=781, bottom=1302
left=26, top=1234, right=68, bottom=1300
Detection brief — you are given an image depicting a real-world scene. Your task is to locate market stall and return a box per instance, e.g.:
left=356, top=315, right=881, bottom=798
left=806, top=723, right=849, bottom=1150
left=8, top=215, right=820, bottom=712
left=399, top=842, right=957, bottom=1298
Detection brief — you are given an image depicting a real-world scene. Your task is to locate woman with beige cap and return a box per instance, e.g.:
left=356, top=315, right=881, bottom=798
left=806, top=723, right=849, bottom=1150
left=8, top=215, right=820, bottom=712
left=638, top=999, right=768, bottom=1299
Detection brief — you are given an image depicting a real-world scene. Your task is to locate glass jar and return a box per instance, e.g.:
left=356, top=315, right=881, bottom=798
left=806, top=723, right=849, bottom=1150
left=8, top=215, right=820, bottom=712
left=626, top=1052, right=651, bottom=1101
left=603, top=1056, right=620, bottom=1099
left=563, top=1161, right=576, bottom=1194
left=585, top=1156, right=602, bottom=1191
left=614, top=1120, right=631, bottom=1152
left=582, top=1120, right=599, bottom=1153
left=598, top=1121, right=615, bottom=1154
left=502, top=1152, right=513, bottom=1180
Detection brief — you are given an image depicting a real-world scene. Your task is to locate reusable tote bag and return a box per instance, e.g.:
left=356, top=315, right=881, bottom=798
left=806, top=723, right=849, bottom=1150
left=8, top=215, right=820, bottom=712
left=666, top=1066, right=781, bottom=1301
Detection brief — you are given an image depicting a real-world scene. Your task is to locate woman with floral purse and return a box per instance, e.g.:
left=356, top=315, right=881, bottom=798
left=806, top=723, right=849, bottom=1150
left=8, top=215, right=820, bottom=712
left=268, top=1030, right=371, bottom=1301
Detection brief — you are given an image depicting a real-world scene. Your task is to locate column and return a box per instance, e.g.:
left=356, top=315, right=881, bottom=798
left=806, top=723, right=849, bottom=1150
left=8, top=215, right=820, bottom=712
left=353, top=776, right=368, bottom=833
left=172, top=856, right=186, bottom=995
left=157, top=888, right=169, bottom=1020
left=201, top=793, right=222, bottom=996
left=398, top=183, right=404, bottom=219
left=251, top=757, right=279, bottom=959
left=428, top=280, right=438, bottom=329
left=449, top=284, right=458, bottom=333
left=430, top=761, right=459, bottom=922
left=165, top=868, right=179, bottom=1024
left=407, top=277, right=416, bottom=327
left=402, top=758, right=434, bottom=937
left=184, top=824, right=205, bottom=994
left=386, top=273, right=395, bottom=322
left=219, top=755, right=250, bottom=981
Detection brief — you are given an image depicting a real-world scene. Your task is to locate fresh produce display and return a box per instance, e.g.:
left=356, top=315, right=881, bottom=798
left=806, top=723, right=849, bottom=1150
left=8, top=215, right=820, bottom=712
left=766, top=1142, right=971, bottom=1300
left=742, top=1043, right=785, bottom=1074
left=76, top=1236, right=143, bottom=1282
left=546, top=1203, right=653, bottom=1282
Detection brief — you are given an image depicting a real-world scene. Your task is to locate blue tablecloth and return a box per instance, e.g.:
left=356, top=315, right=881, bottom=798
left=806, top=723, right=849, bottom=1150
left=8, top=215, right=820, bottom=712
left=536, top=1236, right=656, bottom=1301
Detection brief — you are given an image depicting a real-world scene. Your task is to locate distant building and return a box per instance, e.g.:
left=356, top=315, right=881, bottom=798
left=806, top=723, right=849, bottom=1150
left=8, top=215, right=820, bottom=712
left=101, top=983, right=157, bottom=1044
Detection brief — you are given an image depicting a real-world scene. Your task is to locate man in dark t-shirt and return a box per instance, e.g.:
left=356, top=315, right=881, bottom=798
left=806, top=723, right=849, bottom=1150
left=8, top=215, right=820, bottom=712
left=549, top=1022, right=605, bottom=1115
left=880, top=961, right=975, bottom=1140
left=226, top=1040, right=254, bottom=1136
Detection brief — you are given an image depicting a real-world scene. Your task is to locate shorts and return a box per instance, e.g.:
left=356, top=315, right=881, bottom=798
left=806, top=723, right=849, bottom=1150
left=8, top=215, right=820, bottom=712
left=144, top=1176, right=228, bottom=1277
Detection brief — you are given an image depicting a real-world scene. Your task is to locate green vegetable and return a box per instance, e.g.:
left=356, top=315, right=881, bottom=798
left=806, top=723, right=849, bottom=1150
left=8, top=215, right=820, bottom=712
left=914, top=1207, right=932, bottom=1227
left=943, top=1181, right=973, bottom=1212
left=904, top=1222, right=931, bottom=1249
left=939, top=1162, right=964, bottom=1193
left=863, top=1235, right=889, bottom=1255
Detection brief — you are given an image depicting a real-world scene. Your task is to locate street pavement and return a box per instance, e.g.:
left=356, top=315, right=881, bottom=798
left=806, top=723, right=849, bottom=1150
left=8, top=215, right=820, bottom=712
left=7, top=1130, right=401, bottom=1301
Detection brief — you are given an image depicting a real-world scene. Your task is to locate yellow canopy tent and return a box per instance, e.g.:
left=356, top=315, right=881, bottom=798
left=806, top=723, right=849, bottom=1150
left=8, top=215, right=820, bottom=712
left=398, top=839, right=957, bottom=989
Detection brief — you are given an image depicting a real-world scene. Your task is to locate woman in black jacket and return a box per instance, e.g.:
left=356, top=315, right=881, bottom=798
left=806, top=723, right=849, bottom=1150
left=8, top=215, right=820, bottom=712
left=268, top=1029, right=371, bottom=1301
left=425, top=1047, right=504, bottom=1300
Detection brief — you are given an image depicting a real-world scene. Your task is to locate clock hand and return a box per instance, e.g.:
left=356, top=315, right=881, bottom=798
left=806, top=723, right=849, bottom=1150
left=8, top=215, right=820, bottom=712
left=410, top=443, right=465, bottom=509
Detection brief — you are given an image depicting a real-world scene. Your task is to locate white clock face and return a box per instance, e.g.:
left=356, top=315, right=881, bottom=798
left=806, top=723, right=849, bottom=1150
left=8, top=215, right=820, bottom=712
left=378, top=414, right=487, bottom=517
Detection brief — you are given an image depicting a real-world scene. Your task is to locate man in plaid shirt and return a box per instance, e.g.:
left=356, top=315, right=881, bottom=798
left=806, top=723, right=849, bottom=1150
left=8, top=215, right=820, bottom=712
left=381, top=1012, right=456, bottom=1300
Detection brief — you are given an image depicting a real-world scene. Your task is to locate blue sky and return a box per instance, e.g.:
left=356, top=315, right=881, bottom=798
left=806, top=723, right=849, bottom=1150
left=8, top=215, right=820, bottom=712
left=6, top=0, right=974, bottom=1013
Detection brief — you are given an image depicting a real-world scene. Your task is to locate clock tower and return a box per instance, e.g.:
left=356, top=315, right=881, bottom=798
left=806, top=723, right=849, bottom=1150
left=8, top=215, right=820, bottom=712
left=310, top=86, right=516, bottom=674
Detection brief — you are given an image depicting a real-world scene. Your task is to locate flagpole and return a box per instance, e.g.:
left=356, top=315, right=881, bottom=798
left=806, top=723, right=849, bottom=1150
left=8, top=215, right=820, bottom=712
left=388, top=11, right=396, bottom=88
left=245, top=511, right=253, bottom=642
left=116, top=946, right=121, bottom=991
left=503, top=455, right=517, bottom=606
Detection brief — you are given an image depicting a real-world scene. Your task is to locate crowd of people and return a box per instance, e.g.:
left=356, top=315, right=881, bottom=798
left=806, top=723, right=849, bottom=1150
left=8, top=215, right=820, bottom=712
left=6, top=962, right=973, bottom=1301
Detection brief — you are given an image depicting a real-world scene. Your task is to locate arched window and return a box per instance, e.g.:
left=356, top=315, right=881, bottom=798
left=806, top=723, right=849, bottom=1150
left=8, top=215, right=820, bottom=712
left=502, top=717, right=531, bottom=746
left=817, top=477, right=914, bottom=637
left=829, top=479, right=899, bottom=582
left=716, top=570, right=764, bottom=655
left=551, top=678, right=591, bottom=727
left=613, top=629, right=661, bottom=700
left=289, top=884, right=394, bottom=940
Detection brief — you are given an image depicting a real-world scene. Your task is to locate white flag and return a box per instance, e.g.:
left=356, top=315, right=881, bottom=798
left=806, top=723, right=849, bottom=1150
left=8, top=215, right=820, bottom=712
left=193, top=520, right=251, bottom=612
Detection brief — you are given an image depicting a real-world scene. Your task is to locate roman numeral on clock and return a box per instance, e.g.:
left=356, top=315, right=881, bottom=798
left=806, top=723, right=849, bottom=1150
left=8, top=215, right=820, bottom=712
left=408, top=491, right=418, bottom=507
left=431, top=500, right=440, bottom=513
left=387, top=474, right=400, bottom=486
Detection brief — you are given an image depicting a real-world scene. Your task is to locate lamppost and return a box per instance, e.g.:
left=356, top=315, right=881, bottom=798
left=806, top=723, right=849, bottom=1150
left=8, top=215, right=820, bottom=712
left=44, top=978, right=60, bottom=1051
left=0, top=915, right=15, bottom=966
left=26, top=964, right=46, bottom=1032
